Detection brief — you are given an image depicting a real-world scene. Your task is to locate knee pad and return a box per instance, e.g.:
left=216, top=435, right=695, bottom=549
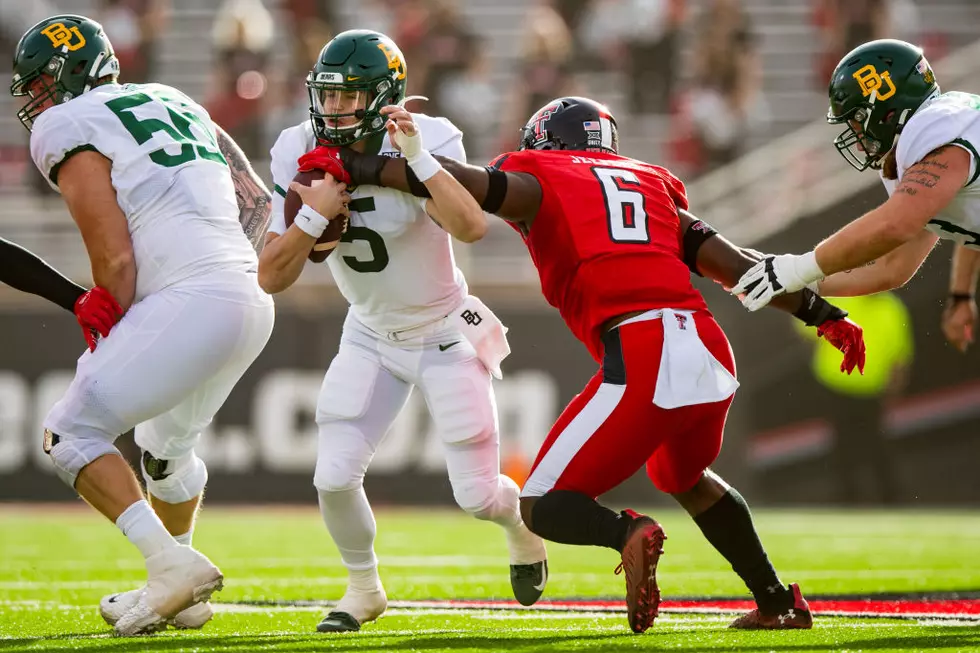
left=140, top=450, right=208, bottom=504
left=453, top=473, right=518, bottom=521
left=313, top=424, right=371, bottom=493
left=44, top=430, right=121, bottom=488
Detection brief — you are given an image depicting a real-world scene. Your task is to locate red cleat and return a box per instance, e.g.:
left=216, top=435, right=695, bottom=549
left=615, top=510, right=666, bottom=634
left=729, top=583, right=813, bottom=629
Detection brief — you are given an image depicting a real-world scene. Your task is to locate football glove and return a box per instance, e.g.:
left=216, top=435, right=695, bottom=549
left=817, top=317, right=866, bottom=375
left=74, top=286, right=123, bottom=352
left=732, top=252, right=825, bottom=312
left=297, top=146, right=351, bottom=186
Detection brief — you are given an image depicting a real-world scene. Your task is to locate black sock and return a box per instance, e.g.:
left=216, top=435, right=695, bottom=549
left=693, top=488, right=793, bottom=614
left=530, top=490, right=634, bottom=551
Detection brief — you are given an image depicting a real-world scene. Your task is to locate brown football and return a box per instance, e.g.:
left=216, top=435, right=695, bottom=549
left=283, top=168, right=348, bottom=263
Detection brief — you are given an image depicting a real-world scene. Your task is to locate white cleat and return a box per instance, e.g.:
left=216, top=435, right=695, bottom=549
left=114, top=545, right=223, bottom=636
left=316, top=587, right=388, bottom=633
left=100, top=588, right=214, bottom=629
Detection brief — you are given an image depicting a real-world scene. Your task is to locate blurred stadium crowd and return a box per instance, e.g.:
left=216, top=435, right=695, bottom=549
left=0, top=0, right=966, bottom=198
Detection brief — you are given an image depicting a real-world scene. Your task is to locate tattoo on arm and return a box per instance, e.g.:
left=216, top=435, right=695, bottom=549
left=216, top=126, right=272, bottom=252
left=894, top=146, right=951, bottom=197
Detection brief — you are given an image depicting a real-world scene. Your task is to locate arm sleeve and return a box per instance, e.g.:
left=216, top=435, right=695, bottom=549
left=0, top=237, right=86, bottom=312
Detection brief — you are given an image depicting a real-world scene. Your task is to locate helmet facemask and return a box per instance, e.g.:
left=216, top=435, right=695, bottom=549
left=830, top=106, right=886, bottom=171
left=11, top=49, right=117, bottom=131
left=307, top=73, right=396, bottom=146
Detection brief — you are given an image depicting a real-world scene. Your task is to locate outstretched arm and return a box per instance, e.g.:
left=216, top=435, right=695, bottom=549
left=681, top=209, right=865, bottom=373
left=816, top=229, right=938, bottom=297
left=682, top=210, right=824, bottom=320
left=342, top=148, right=543, bottom=224
left=0, top=237, right=86, bottom=311
left=733, top=144, right=970, bottom=310
left=814, top=145, right=969, bottom=275
left=215, top=125, right=272, bottom=252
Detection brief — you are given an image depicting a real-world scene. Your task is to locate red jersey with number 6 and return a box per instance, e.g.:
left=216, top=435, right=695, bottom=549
left=490, top=149, right=707, bottom=361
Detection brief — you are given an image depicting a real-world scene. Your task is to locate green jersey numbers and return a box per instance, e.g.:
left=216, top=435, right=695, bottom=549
left=105, top=89, right=226, bottom=168
left=339, top=197, right=389, bottom=272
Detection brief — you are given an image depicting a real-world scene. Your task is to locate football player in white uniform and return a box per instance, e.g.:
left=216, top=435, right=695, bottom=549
left=732, top=39, right=980, bottom=354
left=12, top=15, right=275, bottom=635
left=257, top=29, right=547, bottom=633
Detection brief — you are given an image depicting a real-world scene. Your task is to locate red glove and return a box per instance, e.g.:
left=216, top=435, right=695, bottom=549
left=817, top=317, right=866, bottom=375
left=297, top=145, right=351, bottom=185
left=74, top=286, right=123, bottom=352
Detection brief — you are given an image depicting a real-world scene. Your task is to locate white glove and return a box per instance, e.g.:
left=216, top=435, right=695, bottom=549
left=730, top=251, right=825, bottom=312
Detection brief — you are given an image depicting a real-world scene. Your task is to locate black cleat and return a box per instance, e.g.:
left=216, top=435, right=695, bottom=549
left=316, top=611, right=361, bottom=633
left=510, top=560, right=548, bottom=606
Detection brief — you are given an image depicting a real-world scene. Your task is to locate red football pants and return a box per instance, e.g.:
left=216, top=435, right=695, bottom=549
left=521, top=310, right=736, bottom=498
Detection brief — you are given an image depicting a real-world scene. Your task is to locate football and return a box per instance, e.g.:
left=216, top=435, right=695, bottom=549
left=283, top=168, right=349, bottom=263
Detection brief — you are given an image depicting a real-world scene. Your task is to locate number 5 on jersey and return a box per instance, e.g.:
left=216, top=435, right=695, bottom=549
left=593, top=167, right=649, bottom=243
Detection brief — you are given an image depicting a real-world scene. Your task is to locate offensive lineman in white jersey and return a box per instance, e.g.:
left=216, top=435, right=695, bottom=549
left=257, top=29, right=547, bottom=633
left=12, top=15, right=275, bottom=634
left=732, top=39, right=980, bottom=355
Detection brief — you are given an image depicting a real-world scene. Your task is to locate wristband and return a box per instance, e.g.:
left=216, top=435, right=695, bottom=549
left=294, top=204, right=330, bottom=239
left=794, top=288, right=847, bottom=327
left=406, top=149, right=442, bottom=182
left=798, top=250, right=826, bottom=284
left=948, top=292, right=975, bottom=303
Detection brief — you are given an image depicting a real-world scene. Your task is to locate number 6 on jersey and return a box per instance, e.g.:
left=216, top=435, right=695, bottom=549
left=593, top=167, right=649, bottom=243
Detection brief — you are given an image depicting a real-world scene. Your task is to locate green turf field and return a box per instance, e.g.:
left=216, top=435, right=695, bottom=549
left=2, top=506, right=979, bottom=652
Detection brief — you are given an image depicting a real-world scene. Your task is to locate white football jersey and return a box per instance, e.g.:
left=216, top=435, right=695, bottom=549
left=881, top=91, right=980, bottom=249
left=30, top=82, right=258, bottom=301
left=269, top=114, right=468, bottom=334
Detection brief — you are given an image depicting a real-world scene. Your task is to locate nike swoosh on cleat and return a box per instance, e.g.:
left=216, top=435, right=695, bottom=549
left=107, top=595, right=119, bottom=603
left=438, top=341, right=461, bottom=351
left=533, top=565, right=548, bottom=591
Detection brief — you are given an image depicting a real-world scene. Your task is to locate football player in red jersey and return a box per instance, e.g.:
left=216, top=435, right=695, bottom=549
left=338, top=97, right=866, bottom=633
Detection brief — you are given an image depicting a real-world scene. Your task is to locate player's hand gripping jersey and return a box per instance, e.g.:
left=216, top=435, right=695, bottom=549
left=30, top=83, right=258, bottom=301
left=491, top=149, right=707, bottom=360
left=269, top=114, right=468, bottom=334
left=880, top=91, right=980, bottom=249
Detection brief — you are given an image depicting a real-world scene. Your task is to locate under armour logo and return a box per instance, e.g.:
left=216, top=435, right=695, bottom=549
left=461, top=309, right=483, bottom=326
left=778, top=609, right=795, bottom=624
left=674, top=314, right=688, bottom=330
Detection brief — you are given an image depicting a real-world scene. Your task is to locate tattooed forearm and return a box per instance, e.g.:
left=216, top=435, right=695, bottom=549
left=216, top=126, right=272, bottom=252
left=895, top=146, right=951, bottom=197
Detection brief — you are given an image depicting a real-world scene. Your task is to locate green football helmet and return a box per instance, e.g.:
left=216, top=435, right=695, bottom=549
left=10, top=14, right=119, bottom=131
left=827, top=39, right=939, bottom=171
left=307, top=29, right=408, bottom=148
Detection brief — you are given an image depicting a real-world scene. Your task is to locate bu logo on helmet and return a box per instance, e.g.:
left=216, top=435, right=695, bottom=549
left=40, top=23, right=87, bottom=51
left=376, top=42, right=406, bottom=80
left=852, top=64, right=896, bottom=101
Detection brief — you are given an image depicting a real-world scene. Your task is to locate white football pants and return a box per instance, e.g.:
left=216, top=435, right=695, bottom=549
left=45, top=271, right=275, bottom=461
left=314, top=311, right=516, bottom=520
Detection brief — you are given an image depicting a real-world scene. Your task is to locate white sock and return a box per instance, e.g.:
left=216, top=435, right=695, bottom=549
left=174, top=529, right=193, bottom=546
left=483, top=475, right=523, bottom=529
left=318, top=487, right=382, bottom=592
left=116, top=499, right=179, bottom=559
